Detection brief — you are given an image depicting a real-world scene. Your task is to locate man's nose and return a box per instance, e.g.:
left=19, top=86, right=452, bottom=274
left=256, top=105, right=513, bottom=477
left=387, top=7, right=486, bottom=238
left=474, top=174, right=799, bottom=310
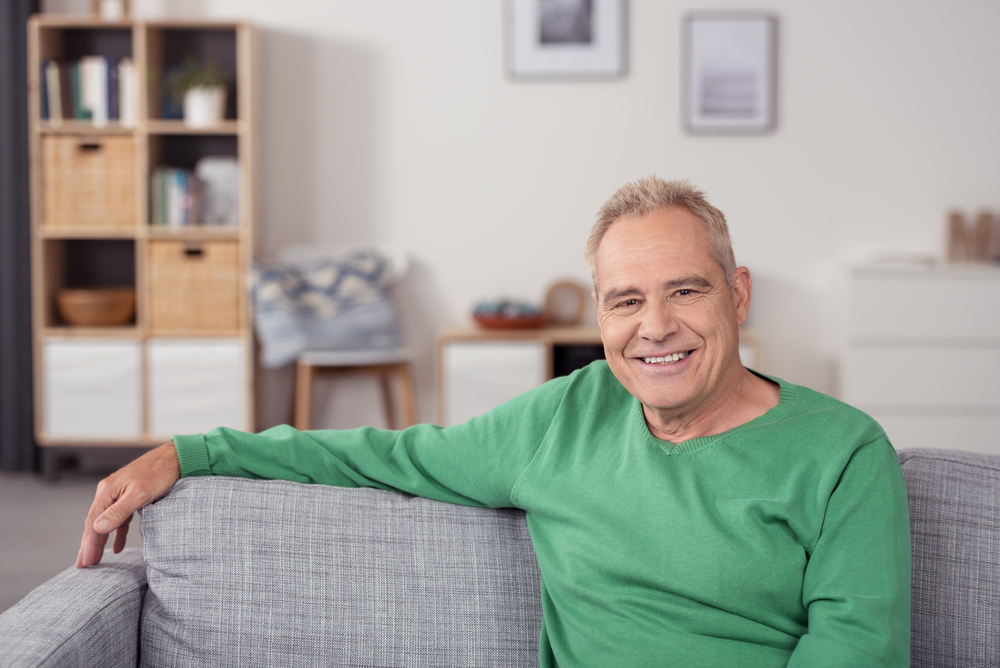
left=638, top=299, right=679, bottom=342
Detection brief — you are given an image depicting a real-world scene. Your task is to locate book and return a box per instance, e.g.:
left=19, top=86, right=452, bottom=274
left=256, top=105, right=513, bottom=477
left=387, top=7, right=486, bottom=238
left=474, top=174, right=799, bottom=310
left=80, top=56, right=109, bottom=127
left=44, top=60, right=62, bottom=124
left=108, top=57, right=119, bottom=121
left=58, top=60, right=72, bottom=121
left=69, top=60, right=92, bottom=121
left=40, top=60, right=49, bottom=120
left=118, top=58, right=136, bottom=128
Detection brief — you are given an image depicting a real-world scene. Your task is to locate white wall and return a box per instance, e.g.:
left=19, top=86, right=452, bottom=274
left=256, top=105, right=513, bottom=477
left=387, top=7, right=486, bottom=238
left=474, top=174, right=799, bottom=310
left=143, top=1, right=1000, bottom=429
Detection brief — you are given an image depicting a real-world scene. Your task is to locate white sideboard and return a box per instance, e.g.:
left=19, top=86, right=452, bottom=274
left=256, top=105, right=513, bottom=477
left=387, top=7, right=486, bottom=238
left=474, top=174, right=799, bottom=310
left=841, top=264, right=1000, bottom=454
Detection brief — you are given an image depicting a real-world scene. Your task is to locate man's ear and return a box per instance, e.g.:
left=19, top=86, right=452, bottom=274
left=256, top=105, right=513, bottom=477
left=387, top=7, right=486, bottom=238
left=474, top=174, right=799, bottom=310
left=591, top=290, right=598, bottom=312
left=732, top=267, right=752, bottom=326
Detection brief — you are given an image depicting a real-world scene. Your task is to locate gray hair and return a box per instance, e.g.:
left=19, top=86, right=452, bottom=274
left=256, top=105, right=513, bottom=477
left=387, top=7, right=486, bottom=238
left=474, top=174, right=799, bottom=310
left=584, top=176, right=736, bottom=292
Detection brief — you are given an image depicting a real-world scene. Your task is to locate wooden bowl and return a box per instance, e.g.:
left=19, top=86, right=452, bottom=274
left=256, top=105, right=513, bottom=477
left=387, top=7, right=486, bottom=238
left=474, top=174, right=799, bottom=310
left=56, top=287, right=136, bottom=327
left=473, top=313, right=548, bottom=330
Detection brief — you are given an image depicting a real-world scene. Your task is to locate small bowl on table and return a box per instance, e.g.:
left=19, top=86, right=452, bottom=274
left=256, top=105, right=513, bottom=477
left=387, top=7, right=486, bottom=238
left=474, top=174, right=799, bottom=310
left=56, top=287, right=136, bottom=327
left=473, top=313, right=548, bottom=330
left=472, top=299, right=548, bottom=330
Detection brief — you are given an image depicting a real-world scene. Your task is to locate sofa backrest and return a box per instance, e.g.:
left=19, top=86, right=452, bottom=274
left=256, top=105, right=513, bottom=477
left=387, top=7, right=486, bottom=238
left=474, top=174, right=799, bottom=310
left=140, top=449, right=1000, bottom=668
left=899, top=447, right=1000, bottom=668
left=139, top=477, right=543, bottom=668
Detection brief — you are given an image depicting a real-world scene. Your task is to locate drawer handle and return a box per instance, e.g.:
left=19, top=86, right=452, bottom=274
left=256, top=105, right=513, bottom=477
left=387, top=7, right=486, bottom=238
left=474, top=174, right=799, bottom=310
left=78, top=142, right=102, bottom=152
left=184, top=247, right=204, bottom=258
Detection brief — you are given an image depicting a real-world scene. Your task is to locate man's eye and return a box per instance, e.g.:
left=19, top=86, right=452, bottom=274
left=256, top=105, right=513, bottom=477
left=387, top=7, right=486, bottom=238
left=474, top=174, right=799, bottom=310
left=671, top=289, right=697, bottom=302
left=617, top=299, right=640, bottom=309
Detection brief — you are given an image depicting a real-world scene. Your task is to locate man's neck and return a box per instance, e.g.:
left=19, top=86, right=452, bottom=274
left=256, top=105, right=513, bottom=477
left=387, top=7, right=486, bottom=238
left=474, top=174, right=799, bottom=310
left=643, top=368, right=781, bottom=444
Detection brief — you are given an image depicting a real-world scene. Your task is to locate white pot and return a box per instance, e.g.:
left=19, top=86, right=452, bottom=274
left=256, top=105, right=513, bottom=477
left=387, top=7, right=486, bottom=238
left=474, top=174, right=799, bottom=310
left=183, top=86, right=226, bottom=128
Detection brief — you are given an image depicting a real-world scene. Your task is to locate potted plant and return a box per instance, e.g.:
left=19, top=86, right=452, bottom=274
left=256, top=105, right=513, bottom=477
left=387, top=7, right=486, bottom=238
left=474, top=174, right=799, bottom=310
left=167, top=57, right=230, bottom=128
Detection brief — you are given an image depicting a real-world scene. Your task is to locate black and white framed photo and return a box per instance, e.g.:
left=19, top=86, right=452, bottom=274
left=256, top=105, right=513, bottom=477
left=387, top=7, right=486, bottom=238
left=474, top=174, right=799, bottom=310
left=506, top=0, right=626, bottom=79
left=684, top=12, right=777, bottom=133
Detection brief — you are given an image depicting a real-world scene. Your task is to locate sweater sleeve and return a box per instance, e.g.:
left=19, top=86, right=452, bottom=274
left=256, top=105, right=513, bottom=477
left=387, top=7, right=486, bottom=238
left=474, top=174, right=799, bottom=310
left=172, top=372, right=571, bottom=509
left=786, top=435, right=911, bottom=668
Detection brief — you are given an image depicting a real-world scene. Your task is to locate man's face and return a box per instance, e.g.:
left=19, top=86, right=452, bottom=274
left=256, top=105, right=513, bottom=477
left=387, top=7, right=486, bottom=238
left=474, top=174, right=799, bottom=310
left=593, top=207, right=751, bottom=427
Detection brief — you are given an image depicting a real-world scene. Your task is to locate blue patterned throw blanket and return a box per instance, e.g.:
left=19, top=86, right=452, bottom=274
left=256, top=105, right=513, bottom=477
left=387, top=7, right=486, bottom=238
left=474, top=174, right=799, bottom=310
left=252, top=249, right=401, bottom=368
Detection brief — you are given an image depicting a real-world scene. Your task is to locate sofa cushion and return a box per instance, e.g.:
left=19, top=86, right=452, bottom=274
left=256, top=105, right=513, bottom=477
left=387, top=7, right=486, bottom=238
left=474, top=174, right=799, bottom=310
left=252, top=249, right=401, bottom=368
left=139, top=477, right=543, bottom=668
left=899, top=448, right=1000, bottom=668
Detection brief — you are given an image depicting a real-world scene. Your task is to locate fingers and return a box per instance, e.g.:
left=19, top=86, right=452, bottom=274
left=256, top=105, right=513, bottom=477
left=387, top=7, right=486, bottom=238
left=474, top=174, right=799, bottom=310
left=113, top=514, right=132, bottom=554
left=76, top=478, right=124, bottom=568
left=76, top=441, right=181, bottom=568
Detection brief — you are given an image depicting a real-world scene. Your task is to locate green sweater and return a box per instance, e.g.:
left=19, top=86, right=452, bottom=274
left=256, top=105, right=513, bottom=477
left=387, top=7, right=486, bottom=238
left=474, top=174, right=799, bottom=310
left=174, top=362, right=911, bottom=667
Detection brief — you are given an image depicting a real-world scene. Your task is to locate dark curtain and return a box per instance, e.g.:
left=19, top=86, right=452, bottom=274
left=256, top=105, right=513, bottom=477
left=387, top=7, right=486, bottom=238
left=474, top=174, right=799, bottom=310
left=0, top=0, right=38, bottom=471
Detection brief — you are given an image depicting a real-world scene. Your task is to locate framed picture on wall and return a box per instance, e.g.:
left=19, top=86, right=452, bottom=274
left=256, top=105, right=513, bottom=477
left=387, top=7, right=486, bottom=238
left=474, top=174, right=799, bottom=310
left=506, top=0, right=626, bottom=79
left=684, top=12, right=778, bottom=133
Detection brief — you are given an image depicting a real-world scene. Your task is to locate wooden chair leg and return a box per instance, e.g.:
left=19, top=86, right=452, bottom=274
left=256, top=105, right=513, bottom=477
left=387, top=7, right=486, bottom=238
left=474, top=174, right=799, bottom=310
left=379, top=370, right=397, bottom=430
left=397, top=362, right=417, bottom=428
left=294, top=360, right=315, bottom=431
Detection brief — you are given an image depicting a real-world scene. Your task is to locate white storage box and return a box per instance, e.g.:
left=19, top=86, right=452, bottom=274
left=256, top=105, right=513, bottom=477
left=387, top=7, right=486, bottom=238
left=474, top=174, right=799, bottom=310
left=442, top=340, right=546, bottom=426
left=42, top=339, right=141, bottom=439
left=148, top=339, right=247, bottom=438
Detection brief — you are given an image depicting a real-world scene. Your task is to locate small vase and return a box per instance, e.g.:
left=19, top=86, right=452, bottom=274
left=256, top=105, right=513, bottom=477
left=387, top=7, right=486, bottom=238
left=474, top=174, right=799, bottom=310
left=183, top=86, right=226, bottom=128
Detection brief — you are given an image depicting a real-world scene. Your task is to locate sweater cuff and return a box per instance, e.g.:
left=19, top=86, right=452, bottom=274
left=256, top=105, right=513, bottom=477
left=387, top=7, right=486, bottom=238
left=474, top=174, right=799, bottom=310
left=173, top=433, right=212, bottom=477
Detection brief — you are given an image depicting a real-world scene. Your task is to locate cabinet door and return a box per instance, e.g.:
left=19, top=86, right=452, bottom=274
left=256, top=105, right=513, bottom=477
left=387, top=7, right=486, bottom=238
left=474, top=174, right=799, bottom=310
left=43, top=340, right=141, bottom=439
left=148, top=339, right=247, bottom=438
left=443, top=341, right=546, bottom=426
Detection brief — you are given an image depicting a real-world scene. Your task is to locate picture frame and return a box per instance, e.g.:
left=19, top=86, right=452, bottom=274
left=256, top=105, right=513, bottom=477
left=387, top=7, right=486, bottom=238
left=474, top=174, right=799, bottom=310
left=506, top=0, right=626, bottom=79
left=684, top=12, right=778, bottom=133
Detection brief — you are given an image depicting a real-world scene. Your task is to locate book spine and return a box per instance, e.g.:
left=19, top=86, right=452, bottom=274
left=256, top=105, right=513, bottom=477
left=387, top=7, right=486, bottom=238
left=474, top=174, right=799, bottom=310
left=71, top=60, right=94, bottom=121
left=122, top=58, right=136, bottom=128
left=108, top=57, right=119, bottom=121
left=40, top=59, right=49, bottom=120
left=91, top=56, right=109, bottom=127
left=150, top=167, right=161, bottom=227
left=58, top=61, right=72, bottom=121
left=45, top=61, right=63, bottom=123
left=160, top=168, right=169, bottom=228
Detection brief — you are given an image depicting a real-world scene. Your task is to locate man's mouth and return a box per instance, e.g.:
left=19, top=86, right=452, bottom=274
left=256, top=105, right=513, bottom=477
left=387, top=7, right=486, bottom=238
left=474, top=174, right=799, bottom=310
left=640, top=351, right=690, bottom=365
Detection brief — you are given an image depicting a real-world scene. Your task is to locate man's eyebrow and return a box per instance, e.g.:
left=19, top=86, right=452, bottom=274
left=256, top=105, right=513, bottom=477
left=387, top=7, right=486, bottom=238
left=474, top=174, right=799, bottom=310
left=600, top=286, right=640, bottom=306
left=661, top=276, right=713, bottom=291
left=600, top=276, right=714, bottom=306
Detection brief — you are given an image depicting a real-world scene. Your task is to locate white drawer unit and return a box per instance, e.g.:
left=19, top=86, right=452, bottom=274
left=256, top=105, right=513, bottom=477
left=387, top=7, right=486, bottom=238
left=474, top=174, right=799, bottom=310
left=841, top=264, right=1000, bottom=454
left=147, top=339, right=248, bottom=439
left=442, top=340, right=547, bottom=426
left=42, top=339, right=142, bottom=440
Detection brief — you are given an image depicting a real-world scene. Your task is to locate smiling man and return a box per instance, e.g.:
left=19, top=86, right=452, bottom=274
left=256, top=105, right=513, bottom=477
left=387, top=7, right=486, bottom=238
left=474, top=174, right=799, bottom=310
left=590, top=198, right=779, bottom=443
left=78, top=177, right=911, bottom=667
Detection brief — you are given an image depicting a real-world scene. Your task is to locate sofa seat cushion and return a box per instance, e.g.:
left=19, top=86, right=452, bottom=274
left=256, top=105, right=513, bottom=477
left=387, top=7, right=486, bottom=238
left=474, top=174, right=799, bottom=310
left=899, top=448, right=1000, bottom=668
left=139, top=477, right=543, bottom=668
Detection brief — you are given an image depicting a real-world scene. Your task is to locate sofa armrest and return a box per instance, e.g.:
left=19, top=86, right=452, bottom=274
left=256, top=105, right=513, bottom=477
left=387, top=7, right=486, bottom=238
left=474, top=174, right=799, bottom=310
left=0, top=548, right=147, bottom=668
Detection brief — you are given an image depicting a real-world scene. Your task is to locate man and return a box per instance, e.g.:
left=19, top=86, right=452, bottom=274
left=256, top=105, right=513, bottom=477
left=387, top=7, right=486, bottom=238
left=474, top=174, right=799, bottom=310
left=78, top=177, right=911, bottom=667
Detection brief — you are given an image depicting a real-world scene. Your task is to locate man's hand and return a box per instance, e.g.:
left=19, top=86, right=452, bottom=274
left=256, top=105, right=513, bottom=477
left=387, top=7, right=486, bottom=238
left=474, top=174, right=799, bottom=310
left=76, top=441, right=182, bottom=568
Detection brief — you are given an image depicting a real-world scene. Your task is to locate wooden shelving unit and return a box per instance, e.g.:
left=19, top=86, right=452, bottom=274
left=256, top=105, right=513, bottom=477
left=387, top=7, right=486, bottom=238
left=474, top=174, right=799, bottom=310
left=26, top=15, right=259, bottom=467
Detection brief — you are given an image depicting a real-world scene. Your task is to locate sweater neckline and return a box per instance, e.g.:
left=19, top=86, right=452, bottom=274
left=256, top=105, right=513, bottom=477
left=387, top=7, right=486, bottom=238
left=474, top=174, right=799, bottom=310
left=636, top=371, right=796, bottom=455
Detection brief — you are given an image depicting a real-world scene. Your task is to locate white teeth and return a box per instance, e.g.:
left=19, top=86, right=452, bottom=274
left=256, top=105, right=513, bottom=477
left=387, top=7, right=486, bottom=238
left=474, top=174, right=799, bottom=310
left=642, top=351, right=689, bottom=365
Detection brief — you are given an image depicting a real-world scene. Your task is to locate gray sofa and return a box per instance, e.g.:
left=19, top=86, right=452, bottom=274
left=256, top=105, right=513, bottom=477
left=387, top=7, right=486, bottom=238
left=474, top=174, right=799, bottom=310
left=1, top=447, right=998, bottom=667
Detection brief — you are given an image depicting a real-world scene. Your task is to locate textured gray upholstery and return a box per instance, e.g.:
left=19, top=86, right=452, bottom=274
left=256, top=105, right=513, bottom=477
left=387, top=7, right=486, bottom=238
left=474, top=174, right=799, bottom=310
left=138, top=477, right=543, bottom=668
left=0, top=548, right=146, bottom=668
left=900, top=448, right=1000, bottom=668
left=4, top=448, right=1000, bottom=667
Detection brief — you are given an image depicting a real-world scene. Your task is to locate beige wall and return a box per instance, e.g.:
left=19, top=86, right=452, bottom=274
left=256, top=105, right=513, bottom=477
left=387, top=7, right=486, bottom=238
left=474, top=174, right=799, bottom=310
left=117, top=1, right=1000, bottom=429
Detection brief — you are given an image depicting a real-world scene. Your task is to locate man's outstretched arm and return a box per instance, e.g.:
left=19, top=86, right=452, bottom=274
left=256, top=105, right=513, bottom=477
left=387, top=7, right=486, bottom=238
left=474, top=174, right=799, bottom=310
left=76, top=441, right=181, bottom=568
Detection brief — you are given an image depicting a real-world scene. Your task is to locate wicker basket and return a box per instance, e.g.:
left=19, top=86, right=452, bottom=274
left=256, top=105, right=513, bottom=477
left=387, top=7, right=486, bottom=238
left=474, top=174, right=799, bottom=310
left=148, top=240, right=241, bottom=333
left=42, top=135, right=134, bottom=229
